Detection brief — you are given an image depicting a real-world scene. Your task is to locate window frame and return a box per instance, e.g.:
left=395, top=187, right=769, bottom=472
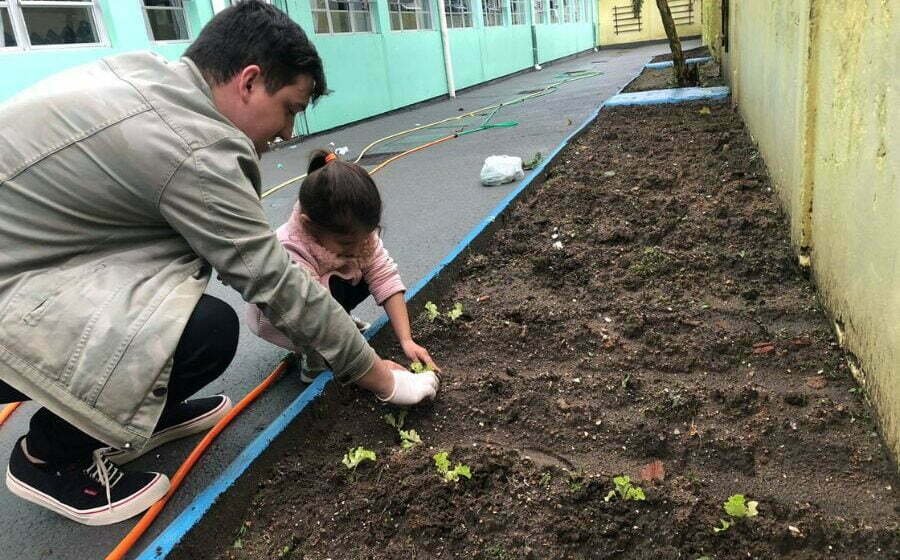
left=480, top=0, right=504, bottom=27
left=2, top=0, right=108, bottom=51
left=509, top=0, right=526, bottom=25
left=532, top=0, right=545, bottom=25
left=388, top=0, right=432, bottom=32
left=444, top=0, right=472, bottom=29
left=311, top=0, right=376, bottom=35
left=141, top=0, right=192, bottom=44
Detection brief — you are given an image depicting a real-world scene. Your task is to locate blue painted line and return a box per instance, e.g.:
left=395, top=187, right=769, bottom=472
left=605, top=86, right=730, bottom=107
left=135, top=372, right=333, bottom=560
left=643, top=56, right=712, bottom=69
left=137, top=68, right=642, bottom=560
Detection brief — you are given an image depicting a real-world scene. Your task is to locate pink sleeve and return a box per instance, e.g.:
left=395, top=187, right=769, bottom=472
left=363, top=236, right=405, bottom=305
left=243, top=300, right=299, bottom=352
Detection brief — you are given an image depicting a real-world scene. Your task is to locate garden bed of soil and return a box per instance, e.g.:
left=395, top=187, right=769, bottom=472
left=650, top=45, right=711, bottom=63
left=178, top=101, right=899, bottom=560
left=622, top=59, right=725, bottom=94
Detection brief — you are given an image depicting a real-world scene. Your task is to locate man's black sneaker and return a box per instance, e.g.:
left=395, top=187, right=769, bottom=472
left=105, top=394, right=232, bottom=465
left=5, top=437, right=169, bottom=526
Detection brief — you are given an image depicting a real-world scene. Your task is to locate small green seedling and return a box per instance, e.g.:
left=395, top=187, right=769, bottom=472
left=410, top=361, right=434, bottom=374
left=383, top=409, right=407, bottom=430
left=399, top=429, right=421, bottom=449
left=424, top=301, right=440, bottom=321
left=433, top=451, right=472, bottom=482
left=342, top=446, right=376, bottom=470
left=604, top=475, right=646, bottom=502
left=446, top=302, right=464, bottom=321
left=714, top=493, right=759, bottom=533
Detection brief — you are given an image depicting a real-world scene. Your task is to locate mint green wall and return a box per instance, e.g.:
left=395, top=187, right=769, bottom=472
left=0, top=0, right=597, bottom=134
left=0, top=0, right=211, bottom=101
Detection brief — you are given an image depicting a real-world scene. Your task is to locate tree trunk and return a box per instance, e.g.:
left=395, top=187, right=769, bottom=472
left=655, top=0, right=691, bottom=86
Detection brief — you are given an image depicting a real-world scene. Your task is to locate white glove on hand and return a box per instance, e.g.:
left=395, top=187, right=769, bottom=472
left=379, top=369, right=439, bottom=406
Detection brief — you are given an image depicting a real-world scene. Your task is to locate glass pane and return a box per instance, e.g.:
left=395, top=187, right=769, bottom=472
left=390, top=11, right=401, bottom=30
left=1, top=8, right=16, bottom=47
left=400, top=12, right=416, bottom=30
left=144, top=0, right=181, bottom=6
left=313, top=0, right=328, bottom=8
left=313, top=11, right=330, bottom=33
left=351, top=11, right=370, bottom=32
left=418, top=11, right=431, bottom=29
left=331, top=11, right=350, bottom=33
left=22, top=6, right=99, bottom=46
left=146, top=8, right=189, bottom=41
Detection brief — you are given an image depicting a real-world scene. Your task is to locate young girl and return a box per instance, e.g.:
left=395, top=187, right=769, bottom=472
left=245, top=149, right=438, bottom=381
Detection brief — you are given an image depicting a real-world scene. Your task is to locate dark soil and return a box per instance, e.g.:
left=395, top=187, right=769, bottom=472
left=650, top=45, right=711, bottom=63
left=623, top=60, right=726, bottom=93
left=191, top=102, right=899, bottom=560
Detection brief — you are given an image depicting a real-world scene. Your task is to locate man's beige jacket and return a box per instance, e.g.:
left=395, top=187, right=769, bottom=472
left=0, top=52, right=376, bottom=450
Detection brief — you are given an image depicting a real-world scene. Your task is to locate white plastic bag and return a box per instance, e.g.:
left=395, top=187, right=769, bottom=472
left=480, top=155, right=525, bottom=186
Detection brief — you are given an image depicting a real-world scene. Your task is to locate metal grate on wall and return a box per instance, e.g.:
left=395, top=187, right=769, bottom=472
left=669, top=0, right=694, bottom=26
left=612, top=4, right=641, bottom=35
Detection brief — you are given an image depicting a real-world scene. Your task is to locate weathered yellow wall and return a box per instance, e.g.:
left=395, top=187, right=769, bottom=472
left=716, top=0, right=900, bottom=464
left=598, top=0, right=702, bottom=47
left=725, top=0, right=814, bottom=249
left=807, top=0, right=900, bottom=461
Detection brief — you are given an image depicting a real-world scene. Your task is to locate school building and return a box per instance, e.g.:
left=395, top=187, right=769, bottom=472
left=0, top=1, right=698, bottom=134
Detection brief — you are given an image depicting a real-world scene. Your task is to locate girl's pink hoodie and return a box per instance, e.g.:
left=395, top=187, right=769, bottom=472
left=244, top=203, right=405, bottom=351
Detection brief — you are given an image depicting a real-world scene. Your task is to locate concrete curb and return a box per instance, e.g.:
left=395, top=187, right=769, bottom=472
left=605, top=86, right=730, bottom=107
left=643, top=55, right=713, bottom=69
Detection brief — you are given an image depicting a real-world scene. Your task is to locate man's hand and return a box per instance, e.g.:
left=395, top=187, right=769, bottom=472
left=355, top=358, right=439, bottom=405
left=379, top=369, right=439, bottom=405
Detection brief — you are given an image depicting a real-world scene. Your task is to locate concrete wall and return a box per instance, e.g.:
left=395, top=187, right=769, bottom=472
left=712, top=0, right=900, bottom=464
left=597, top=0, right=701, bottom=47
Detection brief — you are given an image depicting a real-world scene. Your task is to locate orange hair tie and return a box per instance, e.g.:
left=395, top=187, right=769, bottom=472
left=324, top=153, right=337, bottom=164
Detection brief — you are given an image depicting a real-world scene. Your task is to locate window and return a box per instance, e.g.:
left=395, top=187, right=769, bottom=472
left=311, top=0, right=373, bottom=34
left=1, top=2, right=16, bottom=48
left=444, top=0, right=471, bottom=28
left=481, top=0, right=504, bottom=26
left=143, top=1, right=190, bottom=42
left=388, top=0, right=431, bottom=31
left=532, top=0, right=545, bottom=24
left=562, top=0, right=576, bottom=23
left=548, top=0, right=560, bottom=23
left=2, top=0, right=104, bottom=49
left=509, top=0, right=526, bottom=25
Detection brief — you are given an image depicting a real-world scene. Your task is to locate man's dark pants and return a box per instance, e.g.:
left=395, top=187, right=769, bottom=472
left=0, top=294, right=238, bottom=463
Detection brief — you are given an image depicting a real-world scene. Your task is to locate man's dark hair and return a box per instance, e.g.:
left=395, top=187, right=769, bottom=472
left=185, top=0, right=326, bottom=100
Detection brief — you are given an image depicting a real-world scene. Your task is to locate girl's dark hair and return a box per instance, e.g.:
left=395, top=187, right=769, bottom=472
left=184, top=1, right=327, bottom=100
left=299, top=150, right=382, bottom=235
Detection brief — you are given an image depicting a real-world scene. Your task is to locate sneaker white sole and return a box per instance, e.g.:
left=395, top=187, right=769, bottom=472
left=6, top=467, right=169, bottom=526
left=106, top=395, right=232, bottom=465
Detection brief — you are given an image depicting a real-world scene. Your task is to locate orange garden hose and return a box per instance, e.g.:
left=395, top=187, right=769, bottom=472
left=368, top=134, right=457, bottom=175
left=104, top=356, right=292, bottom=560
left=0, top=402, right=21, bottom=426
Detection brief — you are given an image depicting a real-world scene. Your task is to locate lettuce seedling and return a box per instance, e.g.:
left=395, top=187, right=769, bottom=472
left=383, top=410, right=407, bottom=430
left=433, top=451, right=472, bottom=482
left=399, top=429, right=421, bottom=449
left=446, top=302, right=464, bottom=321
left=604, top=475, right=646, bottom=502
left=713, top=494, right=759, bottom=533
left=724, top=494, right=758, bottom=518
left=342, top=446, right=376, bottom=470
left=409, top=361, right=434, bottom=373
left=424, top=301, right=440, bottom=321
